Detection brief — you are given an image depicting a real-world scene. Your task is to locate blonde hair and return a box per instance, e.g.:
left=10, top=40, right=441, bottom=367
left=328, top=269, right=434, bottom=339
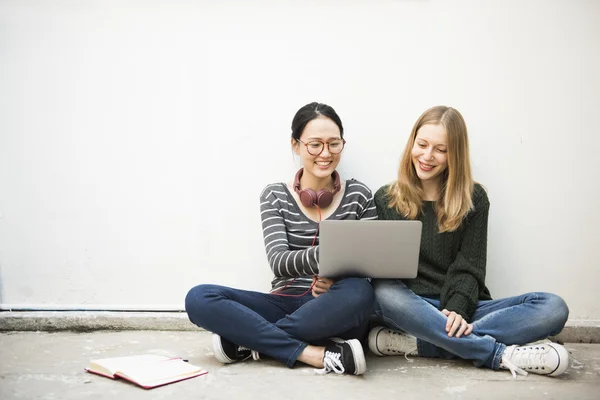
left=388, top=106, right=474, bottom=232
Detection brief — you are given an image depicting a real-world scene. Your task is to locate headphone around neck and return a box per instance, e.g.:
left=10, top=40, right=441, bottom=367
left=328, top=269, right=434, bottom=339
left=293, top=168, right=341, bottom=208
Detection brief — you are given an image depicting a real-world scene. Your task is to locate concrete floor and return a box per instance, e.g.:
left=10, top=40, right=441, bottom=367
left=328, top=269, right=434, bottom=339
left=0, top=331, right=598, bottom=400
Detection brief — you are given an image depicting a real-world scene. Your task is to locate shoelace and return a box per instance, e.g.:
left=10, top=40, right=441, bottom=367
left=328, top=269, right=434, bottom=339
left=385, top=331, right=417, bottom=361
left=500, top=345, right=530, bottom=378
left=513, top=345, right=551, bottom=370
left=239, top=347, right=261, bottom=362
left=315, top=351, right=344, bottom=375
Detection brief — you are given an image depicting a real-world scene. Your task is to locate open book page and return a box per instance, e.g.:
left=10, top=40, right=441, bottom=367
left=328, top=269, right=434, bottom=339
left=86, top=354, right=171, bottom=377
left=116, top=359, right=207, bottom=388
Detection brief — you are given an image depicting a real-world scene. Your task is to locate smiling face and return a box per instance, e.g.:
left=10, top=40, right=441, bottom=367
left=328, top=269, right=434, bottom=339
left=411, top=123, right=448, bottom=184
left=293, top=115, right=342, bottom=180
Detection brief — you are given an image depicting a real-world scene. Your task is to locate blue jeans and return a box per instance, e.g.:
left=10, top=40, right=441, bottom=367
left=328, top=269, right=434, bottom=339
left=372, top=280, right=569, bottom=369
left=185, top=278, right=374, bottom=367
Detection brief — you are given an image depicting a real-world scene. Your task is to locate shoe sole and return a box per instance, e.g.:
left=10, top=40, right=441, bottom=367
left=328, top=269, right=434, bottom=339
left=368, top=326, right=386, bottom=356
left=547, top=343, right=570, bottom=377
left=212, top=333, right=234, bottom=364
left=345, top=338, right=367, bottom=375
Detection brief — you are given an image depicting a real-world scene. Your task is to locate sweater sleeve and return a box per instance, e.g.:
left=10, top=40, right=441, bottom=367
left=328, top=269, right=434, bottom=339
left=359, top=185, right=378, bottom=220
left=439, top=185, right=490, bottom=321
left=260, top=189, right=319, bottom=278
left=374, top=185, right=398, bottom=220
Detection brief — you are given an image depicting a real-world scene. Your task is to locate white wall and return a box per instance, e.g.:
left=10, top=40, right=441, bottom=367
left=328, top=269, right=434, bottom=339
left=1, top=0, right=598, bottom=318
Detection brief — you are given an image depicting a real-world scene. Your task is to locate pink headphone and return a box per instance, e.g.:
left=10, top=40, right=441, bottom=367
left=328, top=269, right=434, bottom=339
left=294, top=168, right=341, bottom=208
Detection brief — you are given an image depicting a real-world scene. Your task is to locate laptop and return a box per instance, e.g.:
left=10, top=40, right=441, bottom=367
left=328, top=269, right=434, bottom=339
left=318, top=220, right=422, bottom=279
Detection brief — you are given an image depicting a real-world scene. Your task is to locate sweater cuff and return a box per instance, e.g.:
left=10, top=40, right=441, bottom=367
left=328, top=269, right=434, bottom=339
left=442, top=293, right=471, bottom=321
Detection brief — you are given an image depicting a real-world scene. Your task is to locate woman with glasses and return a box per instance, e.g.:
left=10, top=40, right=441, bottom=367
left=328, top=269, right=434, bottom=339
left=185, top=102, right=377, bottom=375
left=368, top=106, right=570, bottom=378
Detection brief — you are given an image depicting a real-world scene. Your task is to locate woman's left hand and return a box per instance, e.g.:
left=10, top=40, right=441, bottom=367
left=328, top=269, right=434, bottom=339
left=441, top=309, right=473, bottom=338
left=312, top=276, right=336, bottom=297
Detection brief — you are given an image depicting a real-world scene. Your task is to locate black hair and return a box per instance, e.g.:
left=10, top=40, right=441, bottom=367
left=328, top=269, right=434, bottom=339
left=290, top=102, right=344, bottom=140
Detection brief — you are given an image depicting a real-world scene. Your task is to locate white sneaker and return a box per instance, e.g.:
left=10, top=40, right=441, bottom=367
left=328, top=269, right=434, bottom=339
left=368, top=326, right=418, bottom=359
left=500, top=342, right=569, bottom=378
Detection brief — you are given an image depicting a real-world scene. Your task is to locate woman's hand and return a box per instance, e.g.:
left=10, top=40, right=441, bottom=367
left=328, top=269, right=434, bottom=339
left=312, top=276, right=336, bottom=297
left=442, top=309, right=473, bottom=338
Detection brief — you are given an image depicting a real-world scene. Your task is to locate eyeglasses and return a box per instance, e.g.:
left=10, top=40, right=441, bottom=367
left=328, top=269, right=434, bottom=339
left=296, top=139, right=346, bottom=156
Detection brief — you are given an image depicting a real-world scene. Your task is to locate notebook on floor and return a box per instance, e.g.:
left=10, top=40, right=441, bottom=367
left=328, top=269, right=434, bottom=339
left=85, top=354, right=207, bottom=389
left=318, top=220, right=422, bottom=279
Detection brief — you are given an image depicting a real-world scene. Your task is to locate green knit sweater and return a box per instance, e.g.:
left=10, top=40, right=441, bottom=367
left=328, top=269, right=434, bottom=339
left=374, top=183, right=492, bottom=321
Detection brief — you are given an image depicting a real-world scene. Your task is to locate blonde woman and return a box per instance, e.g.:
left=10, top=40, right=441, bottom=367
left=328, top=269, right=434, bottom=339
left=369, top=106, right=570, bottom=378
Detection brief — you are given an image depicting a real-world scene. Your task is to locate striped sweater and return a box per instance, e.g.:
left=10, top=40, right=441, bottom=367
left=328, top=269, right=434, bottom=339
left=260, top=179, right=378, bottom=293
